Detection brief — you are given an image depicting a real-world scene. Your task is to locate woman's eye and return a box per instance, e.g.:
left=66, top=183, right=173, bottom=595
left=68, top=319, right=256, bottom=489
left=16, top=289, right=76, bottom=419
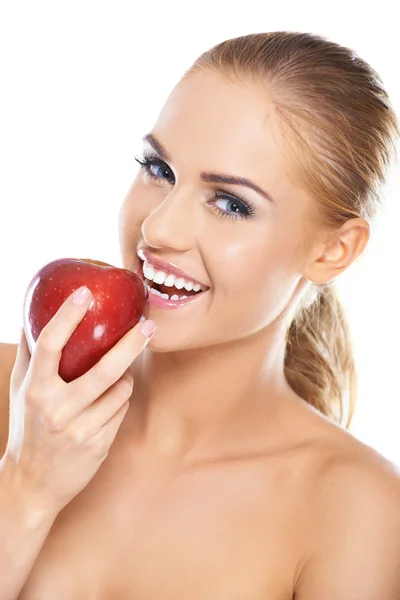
left=135, top=156, right=175, bottom=184
left=149, top=162, right=174, bottom=183
left=135, top=155, right=256, bottom=221
left=209, top=191, right=256, bottom=220
left=213, top=197, right=247, bottom=216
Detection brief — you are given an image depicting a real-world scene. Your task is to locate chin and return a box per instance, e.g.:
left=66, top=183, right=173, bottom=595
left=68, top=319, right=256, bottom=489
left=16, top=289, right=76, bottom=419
left=143, top=324, right=247, bottom=355
left=144, top=335, right=199, bottom=354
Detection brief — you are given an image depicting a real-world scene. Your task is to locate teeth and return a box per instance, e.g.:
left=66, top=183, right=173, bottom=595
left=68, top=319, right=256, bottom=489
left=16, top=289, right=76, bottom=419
left=174, top=277, right=185, bottom=290
left=143, top=262, right=155, bottom=280
left=148, top=286, right=163, bottom=298
left=153, top=270, right=167, bottom=285
left=164, top=274, right=176, bottom=287
left=144, top=282, right=189, bottom=302
left=143, top=261, right=207, bottom=293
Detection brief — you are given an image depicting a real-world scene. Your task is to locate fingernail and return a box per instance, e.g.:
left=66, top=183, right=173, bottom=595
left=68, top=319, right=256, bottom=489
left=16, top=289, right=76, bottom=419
left=72, top=286, right=91, bottom=305
left=140, top=319, right=156, bottom=338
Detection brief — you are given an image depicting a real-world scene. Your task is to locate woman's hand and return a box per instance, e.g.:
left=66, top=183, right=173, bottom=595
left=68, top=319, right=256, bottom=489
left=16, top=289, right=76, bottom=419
left=5, top=286, right=155, bottom=515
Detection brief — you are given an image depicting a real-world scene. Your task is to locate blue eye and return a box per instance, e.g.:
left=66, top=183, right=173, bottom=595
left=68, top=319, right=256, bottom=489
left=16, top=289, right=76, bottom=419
left=134, top=154, right=256, bottom=221
left=135, top=155, right=174, bottom=184
left=148, top=161, right=174, bottom=183
left=210, top=192, right=255, bottom=220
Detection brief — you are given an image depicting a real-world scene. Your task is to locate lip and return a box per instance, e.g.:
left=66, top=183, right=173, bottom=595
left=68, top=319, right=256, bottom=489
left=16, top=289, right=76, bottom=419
left=147, top=287, right=208, bottom=309
left=137, top=248, right=208, bottom=289
left=135, top=260, right=209, bottom=310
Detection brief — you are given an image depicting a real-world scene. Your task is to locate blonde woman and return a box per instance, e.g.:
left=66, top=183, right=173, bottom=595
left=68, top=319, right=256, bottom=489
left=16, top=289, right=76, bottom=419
left=1, top=31, right=400, bottom=599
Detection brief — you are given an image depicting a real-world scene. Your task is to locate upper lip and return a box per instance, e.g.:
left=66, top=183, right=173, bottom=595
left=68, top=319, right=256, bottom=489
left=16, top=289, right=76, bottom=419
left=137, top=248, right=209, bottom=289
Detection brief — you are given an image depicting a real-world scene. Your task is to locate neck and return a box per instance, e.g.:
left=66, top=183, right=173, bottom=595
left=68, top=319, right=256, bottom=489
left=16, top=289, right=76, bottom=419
left=125, top=320, right=297, bottom=463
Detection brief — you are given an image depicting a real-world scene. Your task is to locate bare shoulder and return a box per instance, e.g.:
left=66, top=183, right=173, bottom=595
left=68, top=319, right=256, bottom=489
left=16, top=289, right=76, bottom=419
left=0, top=342, right=18, bottom=456
left=292, top=407, right=400, bottom=597
left=318, top=427, right=400, bottom=532
left=318, top=413, right=398, bottom=491
left=299, top=404, right=400, bottom=508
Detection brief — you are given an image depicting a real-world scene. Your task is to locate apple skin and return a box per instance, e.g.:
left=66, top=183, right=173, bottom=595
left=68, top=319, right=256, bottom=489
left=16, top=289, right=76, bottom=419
left=23, top=257, right=149, bottom=382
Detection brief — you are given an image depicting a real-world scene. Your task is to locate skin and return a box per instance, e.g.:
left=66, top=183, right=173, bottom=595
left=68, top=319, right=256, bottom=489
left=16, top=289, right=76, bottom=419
left=3, top=69, right=400, bottom=598
left=117, top=69, right=367, bottom=459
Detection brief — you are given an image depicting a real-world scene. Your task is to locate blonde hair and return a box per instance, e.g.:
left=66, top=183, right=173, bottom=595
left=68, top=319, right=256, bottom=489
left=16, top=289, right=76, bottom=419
left=186, top=32, right=399, bottom=427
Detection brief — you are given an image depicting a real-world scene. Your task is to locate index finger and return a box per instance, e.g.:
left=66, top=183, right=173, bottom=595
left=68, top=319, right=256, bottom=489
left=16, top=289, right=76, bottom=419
left=68, top=319, right=155, bottom=407
left=28, top=286, right=93, bottom=384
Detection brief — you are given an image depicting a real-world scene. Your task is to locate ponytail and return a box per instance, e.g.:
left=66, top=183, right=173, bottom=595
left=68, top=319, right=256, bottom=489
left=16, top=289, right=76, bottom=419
left=284, top=283, right=357, bottom=427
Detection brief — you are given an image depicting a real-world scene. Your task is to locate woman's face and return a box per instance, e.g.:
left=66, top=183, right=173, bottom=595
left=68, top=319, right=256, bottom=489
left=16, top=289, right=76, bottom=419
left=118, top=70, right=317, bottom=352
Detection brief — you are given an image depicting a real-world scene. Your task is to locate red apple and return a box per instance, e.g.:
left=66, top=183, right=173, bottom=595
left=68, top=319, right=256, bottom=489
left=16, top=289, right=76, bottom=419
left=23, top=257, right=149, bottom=382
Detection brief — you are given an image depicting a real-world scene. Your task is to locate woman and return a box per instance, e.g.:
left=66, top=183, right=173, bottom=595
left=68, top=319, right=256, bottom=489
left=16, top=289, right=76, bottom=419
left=1, top=31, right=400, bottom=599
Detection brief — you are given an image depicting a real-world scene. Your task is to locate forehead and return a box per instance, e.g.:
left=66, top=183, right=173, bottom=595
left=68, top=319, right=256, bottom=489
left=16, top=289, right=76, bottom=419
left=151, top=71, right=288, bottom=188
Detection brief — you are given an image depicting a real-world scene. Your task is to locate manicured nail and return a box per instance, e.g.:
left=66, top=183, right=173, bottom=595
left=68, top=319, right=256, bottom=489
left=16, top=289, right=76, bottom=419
left=72, top=286, right=91, bottom=305
left=140, top=319, right=156, bottom=338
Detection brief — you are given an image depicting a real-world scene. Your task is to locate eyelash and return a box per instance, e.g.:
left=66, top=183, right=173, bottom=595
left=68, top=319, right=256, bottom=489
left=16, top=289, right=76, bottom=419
left=134, top=152, right=256, bottom=221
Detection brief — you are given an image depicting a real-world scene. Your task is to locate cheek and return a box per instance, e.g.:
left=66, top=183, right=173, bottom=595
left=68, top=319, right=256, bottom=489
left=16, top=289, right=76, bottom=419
left=119, top=178, right=160, bottom=239
left=121, top=178, right=154, bottom=221
left=117, top=180, right=148, bottom=263
left=209, top=229, right=297, bottom=295
left=206, top=228, right=301, bottom=330
left=228, top=254, right=290, bottom=310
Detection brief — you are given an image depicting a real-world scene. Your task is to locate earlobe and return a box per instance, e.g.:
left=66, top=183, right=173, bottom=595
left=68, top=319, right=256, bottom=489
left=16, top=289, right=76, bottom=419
left=303, top=218, right=370, bottom=285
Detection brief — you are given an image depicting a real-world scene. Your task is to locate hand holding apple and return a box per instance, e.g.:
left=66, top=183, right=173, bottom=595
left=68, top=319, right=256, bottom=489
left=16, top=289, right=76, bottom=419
left=6, top=262, right=154, bottom=516
left=23, top=257, right=149, bottom=382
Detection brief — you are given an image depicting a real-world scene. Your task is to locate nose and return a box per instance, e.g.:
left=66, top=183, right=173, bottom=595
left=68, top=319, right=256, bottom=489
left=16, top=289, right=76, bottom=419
left=141, top=187, right=197, bottom=251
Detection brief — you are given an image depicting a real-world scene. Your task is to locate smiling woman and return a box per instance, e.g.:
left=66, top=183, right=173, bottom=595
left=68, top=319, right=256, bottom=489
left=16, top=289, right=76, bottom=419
left=1, top=30, right=400, bottom=600
left=123, top=33, right=399, bottom=429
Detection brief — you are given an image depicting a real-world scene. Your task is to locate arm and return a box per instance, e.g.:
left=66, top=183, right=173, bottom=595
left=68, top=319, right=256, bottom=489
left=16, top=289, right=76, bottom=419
left=294, top=457, right=400, bottom=599
left=0, top=455, right=59, bottom=600
left=0, top=343, right=18, bottom=456
left=0, top=342, right=57, bottom=598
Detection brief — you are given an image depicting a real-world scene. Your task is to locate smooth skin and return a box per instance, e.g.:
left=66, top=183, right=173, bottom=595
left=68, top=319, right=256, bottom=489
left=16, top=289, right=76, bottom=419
left=1, top=69, right=400, bottom=599
left=0, top=290, right=155, bottom=599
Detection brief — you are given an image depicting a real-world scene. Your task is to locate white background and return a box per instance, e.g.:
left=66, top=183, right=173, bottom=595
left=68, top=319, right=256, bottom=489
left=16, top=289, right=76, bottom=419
left=1, top=1, right=399, bottom=464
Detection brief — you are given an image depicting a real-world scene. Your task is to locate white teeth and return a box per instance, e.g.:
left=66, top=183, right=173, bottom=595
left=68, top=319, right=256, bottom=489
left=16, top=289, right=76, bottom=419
left=144, top=283, right=189, bottom=302
left=143, top=260, right=207, bottom=293
left=164, top=274, right=176, bottom=287
left=174, top=277, right=185, bottom=290
left=148, top=286, right=163, bottom=297
left=143, top=262, right=155, bottom=280
left=152, top=270, right=167, bottom=285
left=145, top=283, right=196, bottom=302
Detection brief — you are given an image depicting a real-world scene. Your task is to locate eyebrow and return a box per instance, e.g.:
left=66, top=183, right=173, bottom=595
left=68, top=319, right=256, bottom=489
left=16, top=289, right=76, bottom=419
left=142, top=133, right=275, bottom=204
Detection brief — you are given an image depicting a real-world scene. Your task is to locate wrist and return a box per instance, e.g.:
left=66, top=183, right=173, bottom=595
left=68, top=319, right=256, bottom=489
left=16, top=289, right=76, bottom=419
left=0, top=454, right=59, bottom=529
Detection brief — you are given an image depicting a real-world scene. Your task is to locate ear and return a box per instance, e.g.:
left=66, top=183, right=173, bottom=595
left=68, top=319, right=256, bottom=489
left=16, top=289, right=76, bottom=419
left=302, top=217, right=370, bottom=284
